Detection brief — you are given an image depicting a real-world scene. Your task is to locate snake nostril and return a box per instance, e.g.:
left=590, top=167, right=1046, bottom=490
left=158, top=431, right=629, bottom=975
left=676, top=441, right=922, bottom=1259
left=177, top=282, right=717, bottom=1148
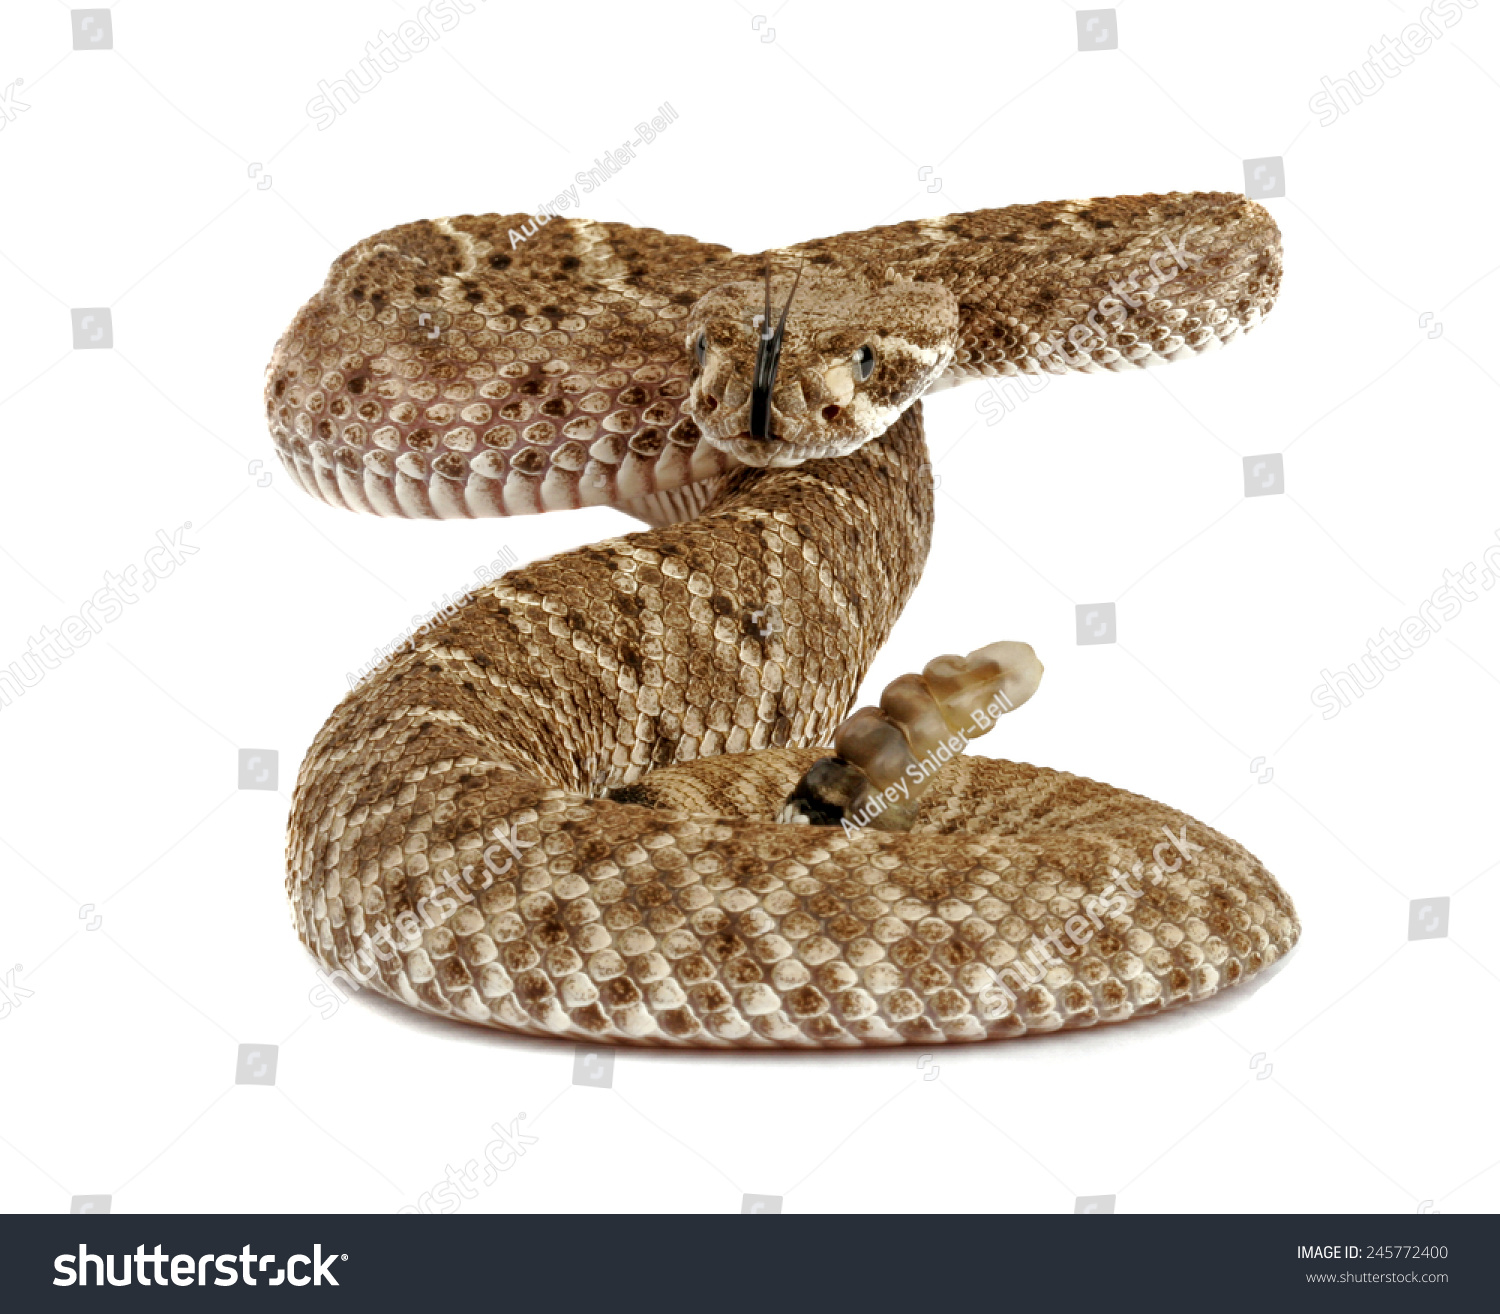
left=703, top=394, right=718, bottom=411
left=822, top=405, right=841, bottom=421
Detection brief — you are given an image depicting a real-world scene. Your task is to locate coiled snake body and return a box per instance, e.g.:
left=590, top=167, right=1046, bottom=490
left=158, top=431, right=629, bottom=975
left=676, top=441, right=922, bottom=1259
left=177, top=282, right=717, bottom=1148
left=267, top=192, right=1297, bottom=1047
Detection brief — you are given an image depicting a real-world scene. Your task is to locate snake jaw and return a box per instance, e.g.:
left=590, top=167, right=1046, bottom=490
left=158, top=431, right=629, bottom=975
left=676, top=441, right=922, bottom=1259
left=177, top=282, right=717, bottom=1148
left=714, top=434, right=856, bottom=468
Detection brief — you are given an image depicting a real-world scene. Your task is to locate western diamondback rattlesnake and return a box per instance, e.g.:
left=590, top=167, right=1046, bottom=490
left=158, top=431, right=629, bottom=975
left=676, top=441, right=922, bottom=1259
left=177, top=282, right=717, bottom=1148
left=266, top=192, right=1297, bottom=1047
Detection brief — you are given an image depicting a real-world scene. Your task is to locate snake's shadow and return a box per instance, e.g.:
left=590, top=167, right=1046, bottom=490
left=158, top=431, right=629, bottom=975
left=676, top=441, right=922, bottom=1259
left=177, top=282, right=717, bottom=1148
left=336, top=945, right=1300, bottom=1065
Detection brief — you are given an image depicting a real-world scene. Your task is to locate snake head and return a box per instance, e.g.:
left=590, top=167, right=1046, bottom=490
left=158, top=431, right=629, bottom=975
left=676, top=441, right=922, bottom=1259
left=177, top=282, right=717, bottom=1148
left=683, top=270, right=959, bottom=467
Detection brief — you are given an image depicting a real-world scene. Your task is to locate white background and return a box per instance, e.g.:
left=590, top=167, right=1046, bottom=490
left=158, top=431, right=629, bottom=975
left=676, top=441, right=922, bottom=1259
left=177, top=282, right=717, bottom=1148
left=1, top=0, right=1497, bottom=1215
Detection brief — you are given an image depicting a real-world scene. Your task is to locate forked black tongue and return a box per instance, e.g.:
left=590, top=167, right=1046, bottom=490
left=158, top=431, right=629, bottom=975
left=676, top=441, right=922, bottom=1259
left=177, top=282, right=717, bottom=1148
left=749, top=262, right=803, bottom=441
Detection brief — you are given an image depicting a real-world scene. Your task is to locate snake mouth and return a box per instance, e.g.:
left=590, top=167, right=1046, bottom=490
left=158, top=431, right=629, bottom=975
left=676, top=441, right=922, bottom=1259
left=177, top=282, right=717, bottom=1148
left=714, top=434, right=825, bottom=469
left=713, top=432, right=786, bottom=468
left=704, top=421, right=872, bottom=469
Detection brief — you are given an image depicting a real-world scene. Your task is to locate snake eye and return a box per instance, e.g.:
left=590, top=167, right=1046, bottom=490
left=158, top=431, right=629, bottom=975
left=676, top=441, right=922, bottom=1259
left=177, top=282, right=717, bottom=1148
left=853, top=344, right=875, bottom=381
left=694, top=332, right=708, bottom=367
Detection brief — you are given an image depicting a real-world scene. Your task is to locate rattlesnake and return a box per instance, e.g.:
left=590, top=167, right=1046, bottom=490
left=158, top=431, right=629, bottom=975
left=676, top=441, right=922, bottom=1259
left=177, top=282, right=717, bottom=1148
left=266, top=191, right=1297, bottom=1047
